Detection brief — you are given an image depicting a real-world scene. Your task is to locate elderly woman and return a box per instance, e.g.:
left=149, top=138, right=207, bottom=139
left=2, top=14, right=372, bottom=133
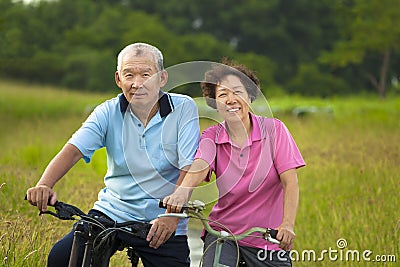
left=164, top=60, right=305, bottom=266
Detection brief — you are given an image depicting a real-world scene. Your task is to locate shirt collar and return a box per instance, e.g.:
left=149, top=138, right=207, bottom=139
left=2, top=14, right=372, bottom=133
left=119, top=91, right=174, bottom=118
left=215, top=113, right=263, bottom=144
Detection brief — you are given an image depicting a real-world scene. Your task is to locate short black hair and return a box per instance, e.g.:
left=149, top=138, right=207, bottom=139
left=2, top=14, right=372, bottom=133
left=200, top=58, right=260, bottom=109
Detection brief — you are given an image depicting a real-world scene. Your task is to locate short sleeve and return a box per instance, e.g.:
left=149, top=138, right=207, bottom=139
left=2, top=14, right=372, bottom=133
left=273, top=119, right=306, bottom=174
left=194, top=126, right=218, bottom=182
left=68, top=104, right=108, bottom=163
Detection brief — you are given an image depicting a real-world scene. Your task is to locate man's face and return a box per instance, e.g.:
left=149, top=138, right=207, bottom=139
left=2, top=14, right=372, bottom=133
left=115, top=53, right=167, bottom=108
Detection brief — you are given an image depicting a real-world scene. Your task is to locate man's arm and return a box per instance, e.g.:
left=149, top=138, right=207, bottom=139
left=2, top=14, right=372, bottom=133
left=26, top=143, right=83, bottom=212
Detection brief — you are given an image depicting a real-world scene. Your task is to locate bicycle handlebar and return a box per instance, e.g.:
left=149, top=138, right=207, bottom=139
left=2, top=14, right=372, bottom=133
left=25, top=196, right=151, bottom=239
left=158, top=200, right=280, bottom=244
left=25, top=196, right=152, bottom=265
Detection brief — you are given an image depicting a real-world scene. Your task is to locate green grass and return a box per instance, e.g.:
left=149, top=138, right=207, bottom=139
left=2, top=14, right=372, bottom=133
left=1, top=79, right=399, bottom=266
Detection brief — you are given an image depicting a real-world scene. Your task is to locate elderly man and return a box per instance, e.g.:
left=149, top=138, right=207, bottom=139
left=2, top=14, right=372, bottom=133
left=26, top=43, right=200, bottom=266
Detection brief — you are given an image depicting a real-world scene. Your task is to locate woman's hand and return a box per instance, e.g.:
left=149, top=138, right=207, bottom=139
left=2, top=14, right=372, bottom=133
left=162, top=186, right=192, bottom=213
left=276, top=223, right=296, bottom=251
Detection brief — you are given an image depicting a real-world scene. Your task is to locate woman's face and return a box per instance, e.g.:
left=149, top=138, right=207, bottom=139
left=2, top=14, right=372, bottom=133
left=215, top=74, right=251, bottom=123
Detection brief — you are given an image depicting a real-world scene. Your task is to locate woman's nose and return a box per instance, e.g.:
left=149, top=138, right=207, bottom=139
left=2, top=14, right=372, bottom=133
left=226, top=92, right=237, bottom=104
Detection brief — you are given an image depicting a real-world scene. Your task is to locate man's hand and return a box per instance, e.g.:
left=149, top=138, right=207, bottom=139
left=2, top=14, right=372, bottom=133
left=147, top=217, right=179, bottom=249
left=26, top=185, right=57, bottom=212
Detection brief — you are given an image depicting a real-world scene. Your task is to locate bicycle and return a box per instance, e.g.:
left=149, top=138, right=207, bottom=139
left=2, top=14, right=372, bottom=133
left=26, top=198, right=151, bottom=267
left=159, top=200, right=280, bottom=267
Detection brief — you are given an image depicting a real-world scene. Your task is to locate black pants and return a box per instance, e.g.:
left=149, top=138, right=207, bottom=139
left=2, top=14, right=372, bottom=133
left=203, top=232, right=292, bottom=267
left=48, top=210, right=190, bottom=267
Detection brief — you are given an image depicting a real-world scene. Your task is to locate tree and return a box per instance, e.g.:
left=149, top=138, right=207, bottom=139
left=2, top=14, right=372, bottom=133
left=319, top=0, right=400, bottom=98
left=121, top=0, right=341, bottom=93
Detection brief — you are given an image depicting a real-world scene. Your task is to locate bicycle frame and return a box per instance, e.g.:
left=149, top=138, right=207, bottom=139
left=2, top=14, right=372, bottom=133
left=159, top=200, right=280, bottom=267
left=29, top=200, right=149, bottom=267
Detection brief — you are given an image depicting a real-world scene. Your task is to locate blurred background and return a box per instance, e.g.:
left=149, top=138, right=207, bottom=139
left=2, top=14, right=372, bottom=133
left=1, top=0, right=399, bottom=98
left=1, top=1, right=399, bottom=266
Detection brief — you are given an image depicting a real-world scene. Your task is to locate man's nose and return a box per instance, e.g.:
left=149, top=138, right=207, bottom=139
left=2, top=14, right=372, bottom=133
left=131, top=77, right=144, bottom=88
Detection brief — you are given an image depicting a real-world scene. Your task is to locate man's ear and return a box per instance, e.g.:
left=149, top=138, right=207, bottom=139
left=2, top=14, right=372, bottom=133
left=115, top=71, right=122, bottom=88
left=159, top=70, right=168, bottom=88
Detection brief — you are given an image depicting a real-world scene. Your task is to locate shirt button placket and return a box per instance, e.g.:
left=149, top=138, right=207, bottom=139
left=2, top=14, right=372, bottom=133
left=140, top=132, right=146, bottom=148
left=239, top=148, right=249, bottom=167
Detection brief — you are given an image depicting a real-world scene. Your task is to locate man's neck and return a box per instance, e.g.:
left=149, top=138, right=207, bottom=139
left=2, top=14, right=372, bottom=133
left=130, top=102, right=159, bottom=127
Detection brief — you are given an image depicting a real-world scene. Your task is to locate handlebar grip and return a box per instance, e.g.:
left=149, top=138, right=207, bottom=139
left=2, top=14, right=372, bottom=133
left=158, top=200, right=167, bottom=209
left=24, top=194, right=58, bottom=206
left=158, top=200, right=186, bottom=213
left=269, top=229, right=278, bottom=239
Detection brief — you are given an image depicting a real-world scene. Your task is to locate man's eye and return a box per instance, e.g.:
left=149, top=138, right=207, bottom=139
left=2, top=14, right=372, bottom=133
left=218, top=93, right=226, bottom=97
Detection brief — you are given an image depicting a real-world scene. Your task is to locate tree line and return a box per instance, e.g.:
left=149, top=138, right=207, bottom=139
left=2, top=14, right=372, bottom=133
left=0, top=0, right=399, bottom=98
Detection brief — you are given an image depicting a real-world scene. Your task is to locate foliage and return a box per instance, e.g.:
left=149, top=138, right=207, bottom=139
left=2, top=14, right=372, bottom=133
left=0, top=0, right=399, bottom=97
left=319, top=0, right=400, bottom=98
left=287, top=63, right=350, bottom=97
left=0, top=0, right=250, bottom=95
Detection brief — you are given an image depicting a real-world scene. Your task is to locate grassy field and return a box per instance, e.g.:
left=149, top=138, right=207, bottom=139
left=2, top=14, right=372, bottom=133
left=1, top=79, right=399, bottom=266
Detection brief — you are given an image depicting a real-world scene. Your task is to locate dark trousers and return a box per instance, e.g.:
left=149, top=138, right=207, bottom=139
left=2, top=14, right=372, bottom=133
left=203, top=232, right=292, bottom=267
left=48, top=210, right=190, bottom=267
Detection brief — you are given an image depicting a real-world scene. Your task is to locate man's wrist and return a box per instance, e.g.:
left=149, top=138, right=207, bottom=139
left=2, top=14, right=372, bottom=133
left=36, top=183, right=52, bottom=189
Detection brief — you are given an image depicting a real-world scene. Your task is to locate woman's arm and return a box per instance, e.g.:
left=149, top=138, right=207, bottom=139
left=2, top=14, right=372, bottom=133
left=278, top=168, right=299, bottom=251
left=163, top=158, right=210, bottom=213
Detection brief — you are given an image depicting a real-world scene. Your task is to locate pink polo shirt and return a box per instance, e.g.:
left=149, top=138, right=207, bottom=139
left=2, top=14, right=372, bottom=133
left=195, top=113, right=305, bottom=250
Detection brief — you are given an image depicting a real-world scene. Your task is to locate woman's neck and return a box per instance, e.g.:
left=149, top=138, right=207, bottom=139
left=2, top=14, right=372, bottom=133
left=225, top=114, right=252, bottom=147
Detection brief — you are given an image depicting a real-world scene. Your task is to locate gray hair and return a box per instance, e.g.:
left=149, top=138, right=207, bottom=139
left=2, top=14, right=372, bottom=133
left=117, top=43, right=164, bottom=73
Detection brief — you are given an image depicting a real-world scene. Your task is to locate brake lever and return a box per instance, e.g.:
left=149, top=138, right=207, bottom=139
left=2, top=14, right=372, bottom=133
left=25, top=195, right=86, bottom=220
left=38, top=201, right=71, bottom=220
left=39, top=201, right=86, bottom=220
left=39, top=209, right=59, bottom=217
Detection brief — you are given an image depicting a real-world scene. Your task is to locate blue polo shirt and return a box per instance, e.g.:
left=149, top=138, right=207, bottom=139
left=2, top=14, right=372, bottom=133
left=68, top=92, right=200, bottom=235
